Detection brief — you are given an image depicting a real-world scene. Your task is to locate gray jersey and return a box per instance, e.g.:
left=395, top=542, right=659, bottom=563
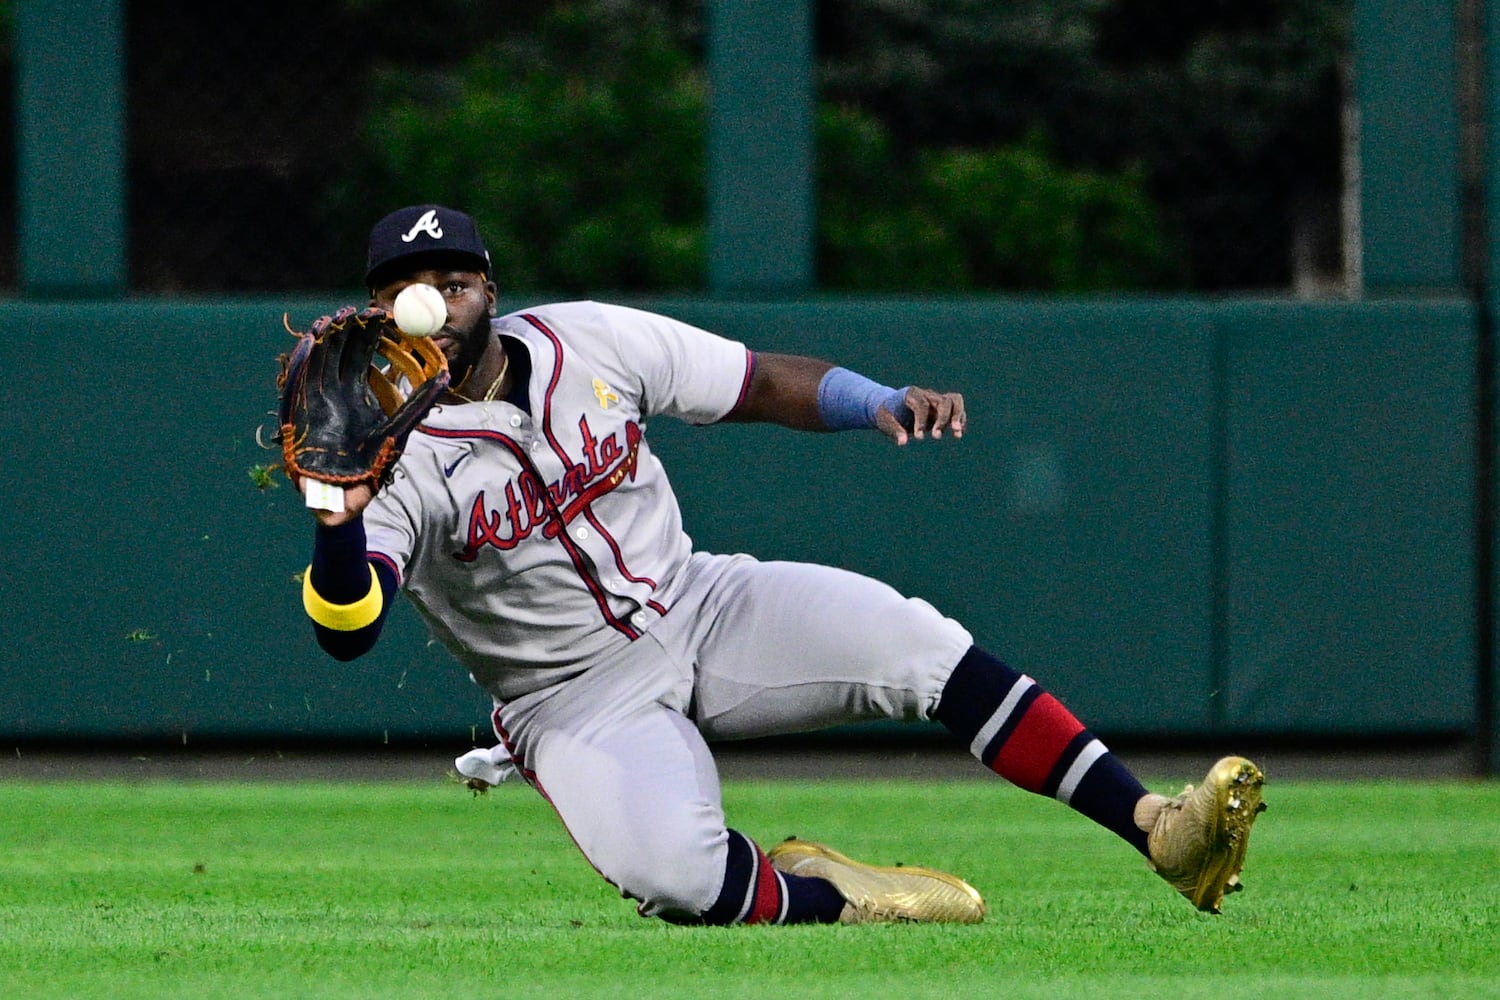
left=363, top=300, right=752, bottom=700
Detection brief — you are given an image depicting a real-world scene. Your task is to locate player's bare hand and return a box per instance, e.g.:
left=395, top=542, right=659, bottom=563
left=876, top=387, right=966, bottom=446
left=306, top=482, right=375, bottom=527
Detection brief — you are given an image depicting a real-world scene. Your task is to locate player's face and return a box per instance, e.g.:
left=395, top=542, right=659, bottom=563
left=370, top=268, right=497, bottom=383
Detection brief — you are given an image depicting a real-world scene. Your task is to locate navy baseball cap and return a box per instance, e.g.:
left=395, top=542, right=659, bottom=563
left=365, top=204, right=492, bottom=288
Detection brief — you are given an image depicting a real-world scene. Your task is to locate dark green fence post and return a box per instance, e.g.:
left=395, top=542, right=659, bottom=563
left=14, top=0, right=128, bottom=297
left=1354, top=0, right=1462, bottom=293
left=705, top=0, right=815, bottom=295
left=1481, top=0, right=1500, bottom=776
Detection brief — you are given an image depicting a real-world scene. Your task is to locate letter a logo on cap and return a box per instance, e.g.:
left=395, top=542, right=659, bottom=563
left=401, top=209, right=444, bottom=243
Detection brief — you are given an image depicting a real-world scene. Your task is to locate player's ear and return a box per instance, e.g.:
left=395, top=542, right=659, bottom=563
left=484, top=279, right=498, bottom=316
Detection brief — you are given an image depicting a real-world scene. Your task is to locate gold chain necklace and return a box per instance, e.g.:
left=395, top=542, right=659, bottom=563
left=450, top=350, right=511, bottom=404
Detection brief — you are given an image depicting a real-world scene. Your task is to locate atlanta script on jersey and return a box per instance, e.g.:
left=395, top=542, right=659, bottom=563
left=361, top=300, right=753, bottom=700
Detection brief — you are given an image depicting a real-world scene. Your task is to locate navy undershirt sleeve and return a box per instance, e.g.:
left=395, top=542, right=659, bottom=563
left=308, top=519, right=397, bottom=660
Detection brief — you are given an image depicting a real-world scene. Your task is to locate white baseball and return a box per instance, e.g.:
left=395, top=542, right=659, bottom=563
left=392, top=282, right=447, bottom=337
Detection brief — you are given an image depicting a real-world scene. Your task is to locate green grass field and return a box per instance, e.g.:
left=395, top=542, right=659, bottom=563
left=0, top=772, right=1496, bottom=999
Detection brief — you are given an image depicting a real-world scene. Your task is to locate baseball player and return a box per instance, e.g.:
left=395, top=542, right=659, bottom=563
left=290, top=204, right=1265, bottom=925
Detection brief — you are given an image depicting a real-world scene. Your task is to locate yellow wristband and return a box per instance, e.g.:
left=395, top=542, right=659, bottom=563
left=302, top=564, right=384, bottom=631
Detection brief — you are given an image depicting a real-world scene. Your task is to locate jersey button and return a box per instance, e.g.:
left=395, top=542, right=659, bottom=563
left=573, top=526, right=589, bottom=540
left=631, top=611, right=648, bottom=627
left=509, top=414, right=524, bottom=428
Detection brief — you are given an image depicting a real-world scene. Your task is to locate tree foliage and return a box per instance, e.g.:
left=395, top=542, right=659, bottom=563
left=330, top=3, right=706, bottom=291
left=818, top=109, right=1181, bottom=291
left=818, top=0, right=1348, bottom=289
left=105, top=0, right=1345, bottom=292
left=331, top=0, right=1189, bottom=294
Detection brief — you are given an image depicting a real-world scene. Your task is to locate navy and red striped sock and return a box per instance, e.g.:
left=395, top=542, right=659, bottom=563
left=699, top=830, right=844, bottom=925
left=935, top=646, right=1151, bottom=857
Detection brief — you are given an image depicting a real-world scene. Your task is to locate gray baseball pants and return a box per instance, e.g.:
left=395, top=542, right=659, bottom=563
left=491, top=551, right=974, bottom=919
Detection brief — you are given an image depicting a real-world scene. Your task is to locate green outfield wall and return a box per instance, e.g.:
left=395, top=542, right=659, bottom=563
left=0, top=297, right=1476, bottom=744
left=2, top=0, right=1489, bottom=762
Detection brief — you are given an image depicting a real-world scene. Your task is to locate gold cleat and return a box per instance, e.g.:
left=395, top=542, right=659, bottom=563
left=1136, top=756, right=1267, bottom=913
left=767, top=838, right=986, bottom=925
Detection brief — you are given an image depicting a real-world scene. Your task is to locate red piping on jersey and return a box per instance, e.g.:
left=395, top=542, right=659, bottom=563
left=585, top=506, right=662, bottom=592
left=493, top=709, right=535, bottom=785
left=538, top=421, right=643, bottom=537
left=368, top=551, right=402, bottom=587
left=522, top=311, right=664, bottom=610
left=420, top=424, right=640, bottom=641
left=522, top=312, right=586, bottom=462
left=734, top=348, right=756, bottom=413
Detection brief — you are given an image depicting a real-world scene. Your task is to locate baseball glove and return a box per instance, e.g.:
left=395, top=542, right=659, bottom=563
left=275, top=306, right=450, bottom=490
